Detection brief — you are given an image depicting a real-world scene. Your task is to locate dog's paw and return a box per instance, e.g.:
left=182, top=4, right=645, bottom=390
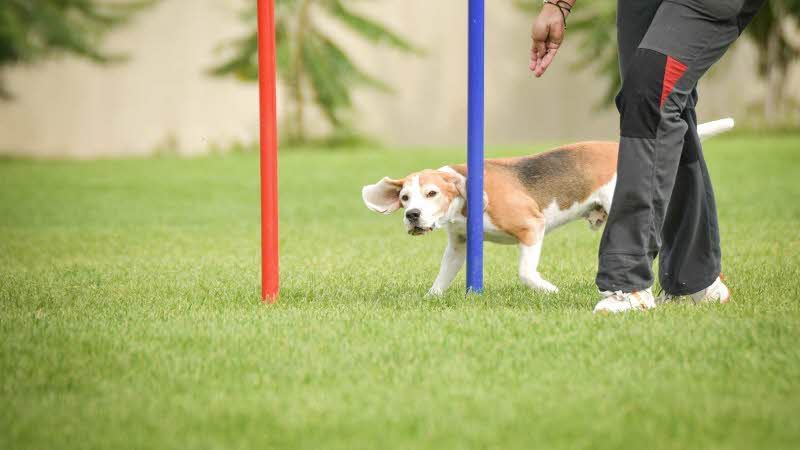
left=521, top=275, right=559, bottom=294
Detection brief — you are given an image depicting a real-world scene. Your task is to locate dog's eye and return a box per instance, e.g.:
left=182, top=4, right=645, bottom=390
left=401, top=195, right=409, bottom=202
left=427, top=191, right=437, bottom=198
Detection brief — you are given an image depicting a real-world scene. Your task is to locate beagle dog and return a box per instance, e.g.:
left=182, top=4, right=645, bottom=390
left=362, top=119, right=734, bottom=296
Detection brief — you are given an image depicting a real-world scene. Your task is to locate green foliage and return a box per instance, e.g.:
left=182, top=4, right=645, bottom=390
left=2, top=134, right=800, bottom=449
left=747, top=0, right=800, bottom=76
left=0, top=0, right=153, bottom=98
left=562, top=1, right=619, bottom=107
left=211, top=0, right=420, bottom=146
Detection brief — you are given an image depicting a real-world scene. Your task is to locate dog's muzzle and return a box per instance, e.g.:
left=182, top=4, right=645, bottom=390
left=408, top=226, right=433, bottom=236
left=405, top=208, right=433, bottom=235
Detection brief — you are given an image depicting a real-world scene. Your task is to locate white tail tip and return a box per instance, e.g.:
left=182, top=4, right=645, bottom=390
left=697, top=118, right=735, bottom=141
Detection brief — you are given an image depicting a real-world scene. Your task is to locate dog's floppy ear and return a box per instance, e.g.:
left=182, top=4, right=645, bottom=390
left=442, top=172, right=488, bottom=209
left=362, top=176, right=405, bottom=214
left=442, top=172, right=468, bottom=199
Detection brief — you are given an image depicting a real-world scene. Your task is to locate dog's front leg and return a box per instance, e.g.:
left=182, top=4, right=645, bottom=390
left=427, top=231, right=466, bottom=297
left=518, top=231, right=558, bottom=293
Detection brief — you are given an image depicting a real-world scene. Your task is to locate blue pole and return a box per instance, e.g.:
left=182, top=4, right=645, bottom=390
left=466, top=0, right=484, bottom=294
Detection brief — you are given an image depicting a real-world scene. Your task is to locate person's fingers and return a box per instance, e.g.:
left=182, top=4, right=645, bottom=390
left=534, top=57, right=545, bottom=77
left=535, top=38, right=546, bottom=60
left=530, top=13, right=567, bottom=76
left=533, top=42, right=551, bottom=77
left=534, top=49, right=544, bottom=74
left=534, top=45, right=559, bottom=77
left=535, top=23, right=563, bottom=77
left=538, top=47, right=558, bottom=75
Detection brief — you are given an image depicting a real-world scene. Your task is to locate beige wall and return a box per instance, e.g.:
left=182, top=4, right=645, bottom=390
left=0, top=0, right=791, bottom=157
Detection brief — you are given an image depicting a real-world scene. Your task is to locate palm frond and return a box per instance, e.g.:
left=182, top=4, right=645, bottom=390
left=324, top=0, right=421, bottom=54
left=1, top=0, right=154, bottom=68
left=303, top=26, right=394, bottom=126
left=210, top=0, right=420, bottom=144
left=567, top=1, right=618, bottom=107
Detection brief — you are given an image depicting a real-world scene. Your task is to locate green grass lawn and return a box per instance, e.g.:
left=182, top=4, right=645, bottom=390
left=1, top=134, right=799, bottom=450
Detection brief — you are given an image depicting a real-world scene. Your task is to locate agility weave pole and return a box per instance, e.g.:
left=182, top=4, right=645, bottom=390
left=257, top=0, right=279, bottom=303
left=257, top=0, right=486, bottom=300
left=466, top=0, right=485, bottom=293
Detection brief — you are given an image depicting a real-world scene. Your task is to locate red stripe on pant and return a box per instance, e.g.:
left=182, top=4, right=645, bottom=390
left=660, top=56, right=688, bottom=108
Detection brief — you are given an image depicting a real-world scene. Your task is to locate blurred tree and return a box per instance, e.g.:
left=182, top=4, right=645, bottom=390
left=0, top=0, right=153, bottom=99
left=514, top=0, right=800, bottom=123
left=748, top=0, right=800, bottom=122
left=211, top=0, right=419, bottom=146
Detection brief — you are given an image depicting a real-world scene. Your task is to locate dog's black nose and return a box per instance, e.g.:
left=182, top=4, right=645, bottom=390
left=405, top=209, right=421, bottom=221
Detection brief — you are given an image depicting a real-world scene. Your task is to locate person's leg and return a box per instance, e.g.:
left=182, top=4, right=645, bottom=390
left=596, top=0, right=764, bottom=295
left=659, top=0, right=766, bottom=295
left=658, top=106, right=721, bottom=294
left=617, top=0, right=663, bottom=75
left=617, top=0, right=708, bottom=295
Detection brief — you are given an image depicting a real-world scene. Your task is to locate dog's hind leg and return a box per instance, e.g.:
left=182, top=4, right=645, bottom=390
left=427, top=231, right=466, bottom=297
left=518, top=224, right=558, bottom=293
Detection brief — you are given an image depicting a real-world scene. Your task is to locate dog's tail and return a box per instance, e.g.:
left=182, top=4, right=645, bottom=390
left=697, top=118, right=734, bottom=141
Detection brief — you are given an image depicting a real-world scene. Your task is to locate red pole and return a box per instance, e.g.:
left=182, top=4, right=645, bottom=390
left=257, top=0, right=279, bottom=303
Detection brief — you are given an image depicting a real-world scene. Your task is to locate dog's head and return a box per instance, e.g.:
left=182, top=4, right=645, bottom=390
left=362, top=169, right=470, bottom=236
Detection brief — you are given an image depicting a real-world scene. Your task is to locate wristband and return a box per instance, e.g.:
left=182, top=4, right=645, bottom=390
left=543, top=0, right=572, bottom=28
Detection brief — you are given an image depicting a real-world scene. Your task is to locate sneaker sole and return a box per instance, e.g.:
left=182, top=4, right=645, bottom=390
left=593, top=304, right=653, bottom=315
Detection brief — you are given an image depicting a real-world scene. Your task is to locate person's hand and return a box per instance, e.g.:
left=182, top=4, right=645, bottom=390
left=530, top=2, right=570, bottom=77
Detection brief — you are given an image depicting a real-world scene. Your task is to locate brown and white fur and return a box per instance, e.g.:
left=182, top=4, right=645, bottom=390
left=362, top=119, right=734, bottom=296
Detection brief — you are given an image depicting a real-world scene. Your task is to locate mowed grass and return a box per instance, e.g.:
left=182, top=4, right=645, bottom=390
left=1, top=134, right=799, bottom=450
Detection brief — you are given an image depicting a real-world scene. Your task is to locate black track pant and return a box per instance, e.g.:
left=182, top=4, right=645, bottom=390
left=596, top=0, right=765, bottom=295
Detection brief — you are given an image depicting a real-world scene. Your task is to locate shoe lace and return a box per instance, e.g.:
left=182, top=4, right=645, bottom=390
left=606, top=290, right=650, bottom=307
left=606, top=290, right=629, bottom=302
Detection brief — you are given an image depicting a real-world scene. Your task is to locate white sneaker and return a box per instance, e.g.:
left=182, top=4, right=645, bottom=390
left=593, top=288, right=656, bottom=314
left=688, top=276, right=731, bottom=304
left=655, top=276, right=731, bottom=305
